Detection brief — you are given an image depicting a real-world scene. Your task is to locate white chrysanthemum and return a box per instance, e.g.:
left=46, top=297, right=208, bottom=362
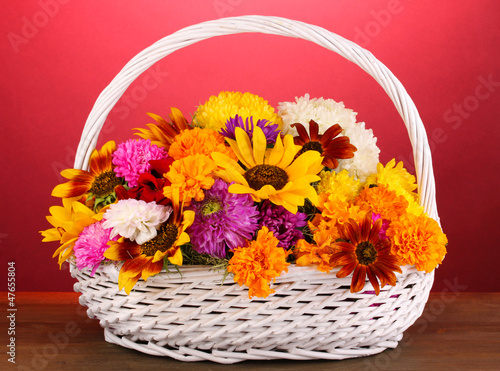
left=277, top=93, right=357, bottom=135
left=102, top=199, right=172, bottom=245
left=336, top=122, right=380, bottom=183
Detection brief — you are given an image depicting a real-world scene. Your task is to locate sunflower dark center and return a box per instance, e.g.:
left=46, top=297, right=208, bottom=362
left=299, top=141, right=323, bottom=156
left=356, top=241, right=378, bottom=265
left=140, top=224, right=178, bottom=256
left=244, top=164, right=289, bottom=191
left=89, top=170, right=123, bottom=197
left=201, top=199, right=222, bottom=216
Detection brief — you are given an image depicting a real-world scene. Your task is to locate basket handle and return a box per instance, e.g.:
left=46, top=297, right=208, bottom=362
left=74, top=15, right=439, bottom=222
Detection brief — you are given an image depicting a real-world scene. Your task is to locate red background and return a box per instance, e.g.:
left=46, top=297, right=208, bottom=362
left=2, top=0, right=499, bottom=292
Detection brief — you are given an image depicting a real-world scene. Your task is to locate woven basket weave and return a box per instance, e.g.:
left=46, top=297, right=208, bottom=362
left=71, top=15, right=439, bottom=363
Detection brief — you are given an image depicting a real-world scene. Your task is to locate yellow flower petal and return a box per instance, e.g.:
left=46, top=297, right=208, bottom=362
left=234, top=127, right=257, bottom=168
left=252, top=126, right=267, bottom=165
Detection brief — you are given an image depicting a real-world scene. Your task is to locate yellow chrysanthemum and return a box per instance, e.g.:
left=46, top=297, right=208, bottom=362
left=40, top=198, right=102, bottom=267
left=194, top=91, right=283, bottom=132
left=163, top=154, right=216, bottom=206
left=387, top=213, right=447, bottom=273
left=317, top=169, right=363, bottom=200
left=355, top=184, right=409, bottom=221
left=212, top=127, right=323, bottom=214
left=227, top=226, right=291, bottom=298
left=365, top=159, right=424, bottom=216
left=168, top=127, right=237, bottom=161
left=294, top=229, right=339, bottom=273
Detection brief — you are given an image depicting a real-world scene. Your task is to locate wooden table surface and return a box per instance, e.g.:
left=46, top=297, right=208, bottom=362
left=2, top=292, right=499, bottom=370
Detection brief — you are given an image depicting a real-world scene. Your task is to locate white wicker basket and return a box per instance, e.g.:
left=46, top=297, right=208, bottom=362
left=71, top=15, right=439, bottom=363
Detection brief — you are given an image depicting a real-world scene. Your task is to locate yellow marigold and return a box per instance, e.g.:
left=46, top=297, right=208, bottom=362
left=163, top=154, right=215, bottom=206
left=227, top=226, right=291, bottom=298
left=387, top=213, right=447, bottom=273
left=365, top=159, right=423, bottom=216
left=355, top=184, right=408, bottom=221
left=295, top=229, right=339, bottom=273
left=317, top=169, right=362, bottom=200
left=168, top=127, right=237, bottom=161
left=194, top=91, right=283, bottom=132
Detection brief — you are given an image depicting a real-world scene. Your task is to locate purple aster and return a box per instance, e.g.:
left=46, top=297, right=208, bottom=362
left=258, top=200, right=307, bottom=249
left=73, top=221, right=118, bottom=276
left=112, top=139, right=168, bottom=188
left=220, top=115, right=280, bottom=144
left=188, top=179, right=259, bottom=259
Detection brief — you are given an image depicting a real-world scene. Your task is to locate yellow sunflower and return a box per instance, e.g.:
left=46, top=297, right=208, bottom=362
left=40, top=198, right=102, bottom=267
left=193, top=91, right=283, bottom=132
left=212, top=126, right=323, bottom=214
left=104, top=189, right=195, bottom=294
left=51, top=141, right=122, bottom=202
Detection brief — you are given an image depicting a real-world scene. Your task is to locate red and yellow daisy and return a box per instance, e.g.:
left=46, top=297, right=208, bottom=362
left=134, top=108, right=191, bottom=150
left=104, top=189, right=195, bottom=294
left=51, top=141, right=122, bottom=201
left=330, top=212, right=402, bottom=295
left=292, top=120, right=357, bottom=169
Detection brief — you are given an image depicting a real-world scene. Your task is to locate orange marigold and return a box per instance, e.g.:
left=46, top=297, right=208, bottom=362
left=227, top=226, right=291, bottom=298
left=295, top=229, right=339, bottom=272
left=168, top=127, right=237, bottom=161
left=355, top=184, right=408, bottom=221
left=386, top=213, right=447, bottom=273
left=163, top=154, right=216, bottom=206
left=318, top=192, right=365, bottom=225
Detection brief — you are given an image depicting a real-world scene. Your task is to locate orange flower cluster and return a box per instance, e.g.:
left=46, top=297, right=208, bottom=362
left=387, top=213, right=448, bottom=273
left=295, top=229, right=338, bottom=272
left=355, top=184, right=408, bottom=221
left=163, top=154, right=216, bottom=206
left=228, top=226, right=291, bottom=298
left=168, top=127, right=237, bottom=161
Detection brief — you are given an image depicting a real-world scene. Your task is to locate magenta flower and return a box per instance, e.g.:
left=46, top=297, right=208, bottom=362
left=372, top=213, right=390, bottom=240
left=220, top=115, right=280, bottom=144
left=257, top=200, right=307, bottom=249
left=112, top=139, right=168, bottom=187
left=73, top=221, right=118, bottom=276
left=188, top=179, right=259, bottom=258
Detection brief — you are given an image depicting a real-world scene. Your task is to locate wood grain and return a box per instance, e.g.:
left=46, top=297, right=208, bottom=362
left=2, top=292, right=499, bottom=370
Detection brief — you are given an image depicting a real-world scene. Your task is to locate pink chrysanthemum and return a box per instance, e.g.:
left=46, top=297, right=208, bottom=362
left=73, top=221, right=118, bottom=276
left=112, top=139, right=168, bottom=187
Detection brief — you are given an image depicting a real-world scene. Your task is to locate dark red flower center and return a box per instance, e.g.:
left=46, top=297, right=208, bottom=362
left=140, top=224, right=178, bottom=256
left=89, top=170, right=123, bottom=197
left=298, top=141, right=323, bottom=156
left=356, top=241, right=378, bottom=265
left=244, top=164, right=289, bottom=191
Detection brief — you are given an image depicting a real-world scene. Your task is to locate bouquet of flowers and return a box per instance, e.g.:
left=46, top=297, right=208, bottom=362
left=41, top=92, right=447, bottom=298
